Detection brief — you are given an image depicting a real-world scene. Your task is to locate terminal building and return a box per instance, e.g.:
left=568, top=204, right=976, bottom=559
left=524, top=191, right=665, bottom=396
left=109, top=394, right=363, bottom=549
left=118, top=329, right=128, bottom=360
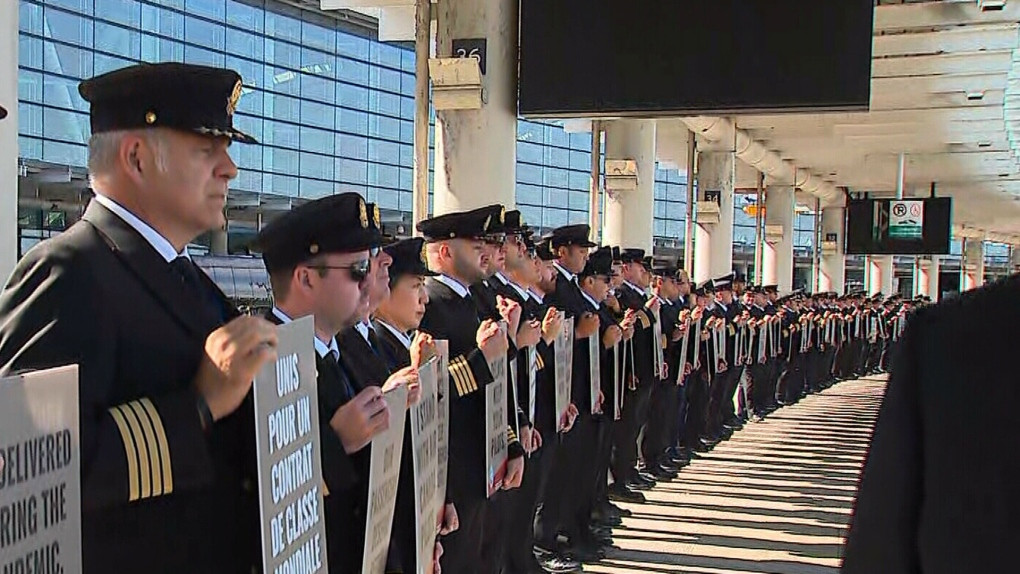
left=1, top=0, right=1018, bottom=306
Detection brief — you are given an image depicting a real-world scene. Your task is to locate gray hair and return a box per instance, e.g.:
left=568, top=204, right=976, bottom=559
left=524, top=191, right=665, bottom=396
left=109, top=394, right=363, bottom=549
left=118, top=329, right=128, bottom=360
left=87, top=130, right=169, bottom=185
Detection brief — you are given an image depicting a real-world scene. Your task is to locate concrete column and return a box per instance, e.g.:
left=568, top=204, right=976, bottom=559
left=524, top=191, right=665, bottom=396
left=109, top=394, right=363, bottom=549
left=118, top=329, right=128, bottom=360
left=867, top=255, right=894, bottom=295
left=0, top=0, right=17, bottom=281
left=432, top=0, right=517, bottom=214
left=693, top=151, right=735, bottom=284
left=914, top=256, right=941, bottom=300
left=210, top=230, right=229, bottom=256
left=818, top=206, right=845, bottom=294
left=601, top=120, right=655, bottom=252
left=962, top=239, right=985, bottom=291
left=1010, top=246, right=1020, bottom=274
left=761, top=184, right=794, bottom=293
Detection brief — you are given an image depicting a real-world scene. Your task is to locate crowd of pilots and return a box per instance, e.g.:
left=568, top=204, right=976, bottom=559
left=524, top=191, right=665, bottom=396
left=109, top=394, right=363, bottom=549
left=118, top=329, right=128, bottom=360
left=0, top=62, right=926, bottom=574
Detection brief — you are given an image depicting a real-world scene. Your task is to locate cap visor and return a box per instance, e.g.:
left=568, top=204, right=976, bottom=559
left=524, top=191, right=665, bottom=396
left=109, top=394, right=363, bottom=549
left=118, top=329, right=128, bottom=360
left=195, top=126, right=258, bottom=144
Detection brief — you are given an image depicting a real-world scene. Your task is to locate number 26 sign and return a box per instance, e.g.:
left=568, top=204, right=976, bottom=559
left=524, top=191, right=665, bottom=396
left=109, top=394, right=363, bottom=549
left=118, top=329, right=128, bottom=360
left=452, top=38, right=487, bottom=74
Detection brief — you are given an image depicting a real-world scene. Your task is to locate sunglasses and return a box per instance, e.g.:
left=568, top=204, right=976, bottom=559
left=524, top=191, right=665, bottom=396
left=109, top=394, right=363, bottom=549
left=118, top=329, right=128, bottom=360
left=310, top=258, right=373, bottom=282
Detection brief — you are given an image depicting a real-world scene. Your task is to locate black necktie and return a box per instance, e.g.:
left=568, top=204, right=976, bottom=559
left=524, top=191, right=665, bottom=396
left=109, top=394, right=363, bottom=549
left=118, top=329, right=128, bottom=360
left=170, top=256, right=223, bottom=322
left=323, top=350, right=356, bottom=402
left=366, top=327, right=382, bottom=357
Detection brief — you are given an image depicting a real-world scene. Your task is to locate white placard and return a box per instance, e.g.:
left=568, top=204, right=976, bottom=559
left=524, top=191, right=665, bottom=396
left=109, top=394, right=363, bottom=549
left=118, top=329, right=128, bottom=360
left=362, top=386, right=408, bottom=574
left=0, top=366, right=81, bottom=574
left=252, top=317, right=327, bottom=574
left=554, top=315, right=574, bottom=430
left=589, top=334, right=600, bottom=415
left=527, top=347, right=538, bottom=426
left=485, top=354, right=508, bottom=498
left=613, top=343, right=622, bottom=420
left=434, top=341, right=450, bottom=507
left=410, top=358, right=439, bottom=574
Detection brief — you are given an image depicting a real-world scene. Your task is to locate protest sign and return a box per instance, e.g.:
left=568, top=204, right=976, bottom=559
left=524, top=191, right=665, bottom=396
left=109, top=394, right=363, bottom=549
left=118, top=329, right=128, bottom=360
left=410, top=357, right=440, bottom=574
left=554, top=316, right=574, bottom=429
left=362, top=386, right=408, bottom=574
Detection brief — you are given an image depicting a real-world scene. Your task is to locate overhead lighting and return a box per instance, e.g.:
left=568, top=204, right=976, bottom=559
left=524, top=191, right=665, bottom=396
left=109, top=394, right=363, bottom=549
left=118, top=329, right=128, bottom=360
left=978, top=141, right=993, bottom=148
left=978, top=0, right=1007, bottom=12
left=966, top=91, right=986, bottom=102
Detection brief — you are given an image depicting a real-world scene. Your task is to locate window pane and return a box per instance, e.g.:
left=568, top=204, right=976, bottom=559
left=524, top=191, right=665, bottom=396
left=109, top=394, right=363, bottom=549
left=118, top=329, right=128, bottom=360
left=186, top=0, right=225, bottom=20
left=226, top=28, right=264, bottom=62
left=141, top=4, right=185, bottom=38
left=368, top=139, right=399, bottom=165
left=44, top=8, right=93, bottom=47
left=300, top=152, right=333, bottom=181
left=47, top=0, right=93, bottom=15
left=299, top=125, right=333, bottom=155
left=95, top=22, right=140, bottom=59
left=94, top=53, right=137, bottom=76
left=300, top=100, right=334, bottom=130
left=185, top=45, right=224, bottom=67
left=337, top=32, right=369, bottom=60
left=336, top=133, right=368, bottom=160
left=186, top=15, right=225, bottom=51
left=43, top=140, right=88, bottom=167
left=301, top=21, right=334, bottom=54
left=337, top=158, right=368, bottom=185
left=264, top=120, right=299, bottom=149
left=226, top=0, right=264, bottom=33
left=18, top=103, right=44, bottom=139
left=264, top=93, right=301, bottom=123
left=43, top=74, right=88, bottom=111
left=300, top=73, right=334, bottom=104
left=19, top=70, right=44, bottom=104
left=141, top=36, right=184, bottom=63
left=95, top=0, right=140, bottom=27
left=264, top=8, right=302, bottom=43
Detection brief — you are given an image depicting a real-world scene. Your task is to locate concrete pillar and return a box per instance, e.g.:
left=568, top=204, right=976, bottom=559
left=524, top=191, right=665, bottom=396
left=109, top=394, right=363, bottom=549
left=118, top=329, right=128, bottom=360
left=432, top=0, right=517, bottom=214
left=602, top=120, right=655, bottom=252
left=818, top=206, right=845, bottom=294
left=1010, top=246, right=1020, bottom=274
left=210, top=230, right=229, bottom=256
left=761, top=184, right=794, bottom=293
left=867, top=255, right=894, bottom=296
left=693, top=151, right=735, bottom=284
left=914, top=256, right=941, bottom=300
left=0, top=0, right=17, bottom=281
left=962, top=239, right=985, bottom=291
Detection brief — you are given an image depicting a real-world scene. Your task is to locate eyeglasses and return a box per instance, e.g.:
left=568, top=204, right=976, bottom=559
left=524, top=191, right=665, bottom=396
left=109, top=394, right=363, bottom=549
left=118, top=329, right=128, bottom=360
left=310, top=258, right=372, bottom=282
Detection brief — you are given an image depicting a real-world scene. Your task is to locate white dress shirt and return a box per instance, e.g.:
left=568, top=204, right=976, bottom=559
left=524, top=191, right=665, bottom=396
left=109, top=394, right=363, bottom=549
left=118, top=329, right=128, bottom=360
left=271, top=307, right=338, bottom=360
left=435, top=274, right=471, bottom=298
left=93, top=193, right=188, bottom=263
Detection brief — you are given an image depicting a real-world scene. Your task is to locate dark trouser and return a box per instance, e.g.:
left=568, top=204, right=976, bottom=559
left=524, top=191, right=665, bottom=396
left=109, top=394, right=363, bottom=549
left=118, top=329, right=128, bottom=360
left=706, top=369, right=737, bottom=438
left=771, top=358, right=788, bottom=404
left=440, top=494, right=489, bottom=574
left=611, top=379, right=654, bottom=481
left=779, top=354, right=803, bottom=403
left=748, top=363, right=771, bottom=416
left=672, top=381, right=689, bottom=451
left=535, top=415, right=598, bottom=549
left=642, top=380, right=677, bottom=464
left=506, top=441, right=555, bottom=573
left=593, top=416, right=614, bottom=502
left=722, top=366, right=744, bottom=424
left=681, top=369, right=710, bottom=449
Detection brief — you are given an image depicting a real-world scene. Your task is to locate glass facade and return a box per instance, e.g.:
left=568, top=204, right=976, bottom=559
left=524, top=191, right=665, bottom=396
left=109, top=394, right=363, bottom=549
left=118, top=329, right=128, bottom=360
left=17, top=0, right=820, bottom=260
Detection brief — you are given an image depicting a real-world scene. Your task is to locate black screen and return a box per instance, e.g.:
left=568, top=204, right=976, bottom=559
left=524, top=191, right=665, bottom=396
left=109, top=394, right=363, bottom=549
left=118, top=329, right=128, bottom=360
left=518, top=0, right=875, bottom=118
left=845, top=198, right=953, bottom=255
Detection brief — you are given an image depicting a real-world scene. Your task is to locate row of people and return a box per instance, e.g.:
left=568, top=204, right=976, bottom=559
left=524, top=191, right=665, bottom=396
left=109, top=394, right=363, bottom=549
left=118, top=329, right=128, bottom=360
left=0, top=61, right=925, bottom=574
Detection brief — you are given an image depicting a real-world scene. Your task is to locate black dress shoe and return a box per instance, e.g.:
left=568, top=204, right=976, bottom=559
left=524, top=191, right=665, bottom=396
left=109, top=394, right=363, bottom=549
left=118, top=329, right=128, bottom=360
left=533, top=547, right=581, bottom=573
left=607, top=502, right=632, bottom=517
left=658, top=459, right=680, bottom=472
left=608, top=484, right=645, bottom=503
left=637, top=470, right=658, bottom=484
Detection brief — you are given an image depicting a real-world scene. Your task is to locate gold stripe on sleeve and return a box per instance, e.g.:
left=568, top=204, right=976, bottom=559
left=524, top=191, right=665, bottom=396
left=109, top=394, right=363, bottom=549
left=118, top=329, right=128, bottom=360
left=108, top=406, right=141, bottom=502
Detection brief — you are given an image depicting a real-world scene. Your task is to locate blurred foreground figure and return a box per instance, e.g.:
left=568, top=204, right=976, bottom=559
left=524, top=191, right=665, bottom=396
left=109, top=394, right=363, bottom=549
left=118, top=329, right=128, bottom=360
left=842, top=277, right=1019, bottom=573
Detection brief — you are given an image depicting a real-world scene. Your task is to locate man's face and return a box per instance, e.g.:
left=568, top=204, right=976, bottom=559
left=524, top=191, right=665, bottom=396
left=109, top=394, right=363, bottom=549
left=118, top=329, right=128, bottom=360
left=141, top=130, right=238, bottom=238
left=733, top=281, right=746, bottom=296
left=480, top=241, right=500, bottom=277
left=305, top=250, right=370, bottom=331
left=502, top=233, right=525, bottom=270
left=450, top=238, right=487, bottom=284
left=378, top=274, right=428, bottom=331
left=658, top=276, right=679, bottom=300
left=520, top=253, right=542, bottom=286
left=581, top=275, right=611, bottom=303
left=754, top=293, right=768, bottom=307
left=538, top=260, right=558, bottom=293
left=362, top=248, right=393, bottom=313
left=610, top=263, right=624, bottom=288
left=558, top=244, right=589, bottom=274
left=718, top=289, right=734, bottom=305
left=622, top=262, right=642, bottom=284
left=675, top=273, right=691, bottom=296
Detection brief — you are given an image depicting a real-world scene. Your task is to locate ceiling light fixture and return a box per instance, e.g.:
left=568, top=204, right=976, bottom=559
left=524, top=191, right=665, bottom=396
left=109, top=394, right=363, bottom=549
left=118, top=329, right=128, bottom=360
left=967, top=91, right=986, bottom=102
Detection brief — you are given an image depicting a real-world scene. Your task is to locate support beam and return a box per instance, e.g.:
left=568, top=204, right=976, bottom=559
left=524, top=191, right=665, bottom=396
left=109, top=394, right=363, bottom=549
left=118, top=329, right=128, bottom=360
left=432, top=0, right=517, bottom=214
left=0, top=0, right=16, bottom=280
left=693, top=149, right=735, bottom=284
left=961, top=239, right=986, bottom=292
left=210, top=230, right=228, bottom=256
left=762, top=184, right=794, bottom=293
left=867, top=255, right=895, bottom=296
left=602, top=120, right=655, bottom=252
left=818, top=206, right=846, bottom=294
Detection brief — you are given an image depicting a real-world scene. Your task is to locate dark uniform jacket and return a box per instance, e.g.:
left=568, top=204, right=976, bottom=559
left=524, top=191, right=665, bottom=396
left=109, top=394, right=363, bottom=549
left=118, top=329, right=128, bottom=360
left=418, top=277, right=499, bottom=504
left=0, top=201, right=259, bottom=573
left=842, top=276, right=1020, bottom=574
left=546, top=269, right=596, bottom=414
left=615, top=282, right=657, bottom=384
